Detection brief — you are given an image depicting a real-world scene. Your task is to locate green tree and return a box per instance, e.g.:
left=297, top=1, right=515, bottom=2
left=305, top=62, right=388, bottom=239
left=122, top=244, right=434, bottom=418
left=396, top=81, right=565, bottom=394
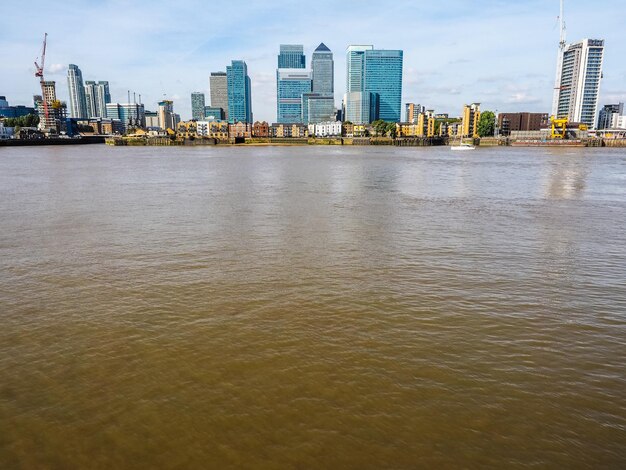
left=3, top=114, right=39, bottom=128
left=372, top=119, right=386, bottom=136
left=385, top=121, right=397, bottom=138
left=477, top=111, right=495, bottom=137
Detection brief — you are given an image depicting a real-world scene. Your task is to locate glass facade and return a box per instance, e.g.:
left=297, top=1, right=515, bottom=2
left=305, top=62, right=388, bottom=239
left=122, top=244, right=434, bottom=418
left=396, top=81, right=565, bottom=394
left=210, top=72, right=228, bottom=120
left=191, top=92, right=206, bottom=120
left=597, top=103, right=623, bottom=129
left=204, top=106, right=224, bottom=120
left=84, top=81, right=111, bottom=118
left=346, top=45, right=372, bottom=94
left=312, top=43, right=333, bottom=96
left=344, top=46, right=402, bottom=123
left=344, top=91, right=371, bottom=124
left=302, top=93, right=334, bottom=124
left=278, top=45, right=305, bottom=69
left=580, top=44, right=603, bottom=126
left=0, top=105, right=35, bottom=118
left=227, top=61, right=252, bottom=124
left=96, top=82, right=111, bottom=118
left=277, top=69, right=311, bottom=123
left=67, top=64, right=88, bottom=119
left=555, top=39, right=604, bottom=127
left=364, top=50, right=403, bottom=122
left=105, top=103, right=145, bottom=131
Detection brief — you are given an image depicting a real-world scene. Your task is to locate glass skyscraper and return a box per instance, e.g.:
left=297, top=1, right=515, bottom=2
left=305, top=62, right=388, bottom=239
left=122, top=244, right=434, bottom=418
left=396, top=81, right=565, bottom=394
left=276, top=45, right=309, bottom=123
left=363, top=49, right=403, bottom=123
left=227, top=61, right=252, bottom=124
left=67, top=64, right=88, bottom=119
left=210, top=72, right=228, bottom=120
left=552, top=39, right=604, bottom=127
left=346, top=45, right=373, bottom=94
left=84, top=81, right=111, bottom=118
left=311, top=43, right=333, bottom=96
left=278, top=45, right=306, bottom=69
left=344, top=46, right=372, bottom=124
left=343, top=46, right=403, bottom=124
left=191, top=92, right=206, bottom=120
left=277, top=69, right=311, bottom=123
left=304, top=42, right=335, bottom=125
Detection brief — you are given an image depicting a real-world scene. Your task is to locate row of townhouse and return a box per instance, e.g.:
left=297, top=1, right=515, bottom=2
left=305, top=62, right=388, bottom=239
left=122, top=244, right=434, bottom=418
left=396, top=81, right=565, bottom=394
left=176, top=120, right=344, bottom=139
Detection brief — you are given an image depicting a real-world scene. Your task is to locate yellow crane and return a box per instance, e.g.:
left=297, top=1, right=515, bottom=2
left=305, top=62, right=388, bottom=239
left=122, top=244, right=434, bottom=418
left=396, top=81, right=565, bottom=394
left=550, top=116, right=568, bottom=139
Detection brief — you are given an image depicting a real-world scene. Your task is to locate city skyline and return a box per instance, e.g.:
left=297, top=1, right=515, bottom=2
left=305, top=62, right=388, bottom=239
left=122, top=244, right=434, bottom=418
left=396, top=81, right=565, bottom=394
left=1, top=0, right=624, bottom=122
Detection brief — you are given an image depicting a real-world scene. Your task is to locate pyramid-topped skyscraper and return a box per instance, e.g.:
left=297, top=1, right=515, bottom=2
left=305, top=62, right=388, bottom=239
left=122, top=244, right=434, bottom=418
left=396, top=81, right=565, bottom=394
left=312, top=43, right=334, bottom=96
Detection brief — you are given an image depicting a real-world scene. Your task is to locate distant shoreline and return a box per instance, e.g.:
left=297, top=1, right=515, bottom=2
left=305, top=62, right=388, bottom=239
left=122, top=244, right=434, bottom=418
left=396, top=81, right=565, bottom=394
left=2, top=136, right=625, bottom=148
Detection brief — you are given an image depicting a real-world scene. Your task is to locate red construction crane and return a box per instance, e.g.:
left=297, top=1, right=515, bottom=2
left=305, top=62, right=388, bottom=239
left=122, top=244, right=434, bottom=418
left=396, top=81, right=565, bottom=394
left=34, top=33, right=49, bottom=127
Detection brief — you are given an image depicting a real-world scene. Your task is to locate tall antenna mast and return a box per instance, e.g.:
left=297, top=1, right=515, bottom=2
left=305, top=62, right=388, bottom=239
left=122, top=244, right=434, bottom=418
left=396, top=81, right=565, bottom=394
left=559, top=0, right=567, bottom=52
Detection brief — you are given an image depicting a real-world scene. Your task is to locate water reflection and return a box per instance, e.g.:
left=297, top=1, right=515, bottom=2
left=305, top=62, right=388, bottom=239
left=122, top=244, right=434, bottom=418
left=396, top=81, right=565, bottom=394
left=543, top=155, right=589, bottom=200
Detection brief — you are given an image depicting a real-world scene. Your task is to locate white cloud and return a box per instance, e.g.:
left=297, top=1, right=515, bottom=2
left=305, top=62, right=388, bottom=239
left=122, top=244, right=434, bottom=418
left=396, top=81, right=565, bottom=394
left=47, top=64, right=65, bottom=74
left=1, top=0, right=624, bottom=121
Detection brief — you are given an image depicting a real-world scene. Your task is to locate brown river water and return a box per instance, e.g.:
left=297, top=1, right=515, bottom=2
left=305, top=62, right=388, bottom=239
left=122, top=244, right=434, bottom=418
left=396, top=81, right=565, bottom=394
left=0, top=145, right=625, bottom=469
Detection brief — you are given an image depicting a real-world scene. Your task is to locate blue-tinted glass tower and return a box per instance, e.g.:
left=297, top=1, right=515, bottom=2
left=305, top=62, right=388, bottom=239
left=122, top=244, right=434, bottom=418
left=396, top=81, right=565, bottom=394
left=363, top=50, right=403, bottom=122
left=227, top=60, right=252, bottom=124
left=278, top=45, right=306, bottom=69
left=277, top=69, right=311, bottom=123
left=343, top=46, right=403, bottom=123
left=276, top=45, right=309, bottom=123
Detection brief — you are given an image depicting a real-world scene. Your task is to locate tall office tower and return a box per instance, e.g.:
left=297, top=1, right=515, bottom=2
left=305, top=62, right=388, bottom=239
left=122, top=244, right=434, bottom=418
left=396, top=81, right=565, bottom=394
left=277, top=69, right=311, bottom=123
left=343, top=45, right=403, bottom=124
left=278, top=45, right=306, bottom=69
left=158, top=100, right=175, bottom=130
left=405, top=103, right=423, bottom=123
left=210, top=72, right=229, bottom=120
left=311, top=43, right=333, bottom=96
left=346, top=45, right=373, bottom=94
left=191, top=92, right=206, bottom=120
left=84, top=81, right=111, bottom=118
left=276, top=45, right=309, bottom=123
left=344, top=45, right=373, bottom=124
left=96, top=81, right=111, bottom=118
left=552, top=39, right=604, bottom=127
left=84, top=81, right=96, bottom=117
left=363, top=49, right=403, bottom=122
left=227, top=61, right=252, bottom=124
left=67, top=64, right=88, bottom=119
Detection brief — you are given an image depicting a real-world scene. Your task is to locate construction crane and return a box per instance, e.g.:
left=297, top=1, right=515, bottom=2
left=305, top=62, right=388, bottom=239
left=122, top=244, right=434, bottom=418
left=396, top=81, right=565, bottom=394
left=34, top=33, right=49, bottom=129
left=551, top=0, right=567, bottom=118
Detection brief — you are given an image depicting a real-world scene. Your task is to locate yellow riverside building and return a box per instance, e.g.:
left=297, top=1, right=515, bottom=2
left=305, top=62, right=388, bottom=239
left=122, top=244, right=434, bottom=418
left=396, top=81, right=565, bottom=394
left=177, top=121, right=198, bottom=138
left=462, top=103, right=481, bottom=137
left=396, top=111, right=436, bottom=138
left=177, top=120, right=229, bottom=141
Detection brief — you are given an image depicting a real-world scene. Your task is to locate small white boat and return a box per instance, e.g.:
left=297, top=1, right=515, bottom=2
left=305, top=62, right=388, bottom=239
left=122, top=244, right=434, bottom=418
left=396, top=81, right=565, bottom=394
left=451, top=142, right=476, bottom=151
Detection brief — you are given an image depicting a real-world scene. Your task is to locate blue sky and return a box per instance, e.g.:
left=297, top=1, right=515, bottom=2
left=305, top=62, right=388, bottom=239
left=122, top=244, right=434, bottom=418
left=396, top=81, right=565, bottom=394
left=1, top=0, right=624, bottom=122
